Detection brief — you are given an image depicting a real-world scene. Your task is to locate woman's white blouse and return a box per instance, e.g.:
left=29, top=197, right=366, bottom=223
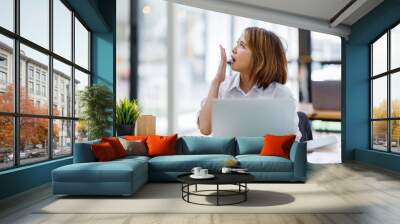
left=199, top=73, right=302, bottom=141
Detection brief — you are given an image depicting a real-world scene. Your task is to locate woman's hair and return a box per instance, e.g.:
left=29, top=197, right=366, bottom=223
left=244, top=27, right=287, bottom=89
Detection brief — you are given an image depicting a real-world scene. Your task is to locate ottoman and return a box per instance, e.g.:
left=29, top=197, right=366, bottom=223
left=52, top=158, right=148, bottom=196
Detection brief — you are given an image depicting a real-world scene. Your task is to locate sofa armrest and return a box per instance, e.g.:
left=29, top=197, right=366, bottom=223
left=73, top=140, right=100, bottom=163
left=289, top=141, right=307, bottom=181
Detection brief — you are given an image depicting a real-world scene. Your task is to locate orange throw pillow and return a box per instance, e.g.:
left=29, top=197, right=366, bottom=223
left=260, top=134, right=296, bottom=159
left=124, top=135, right=148, bottom=141
left=146, top=134, right=178, bottom=157
left=101, top=137, right=127, bottom=158
left=91, top=142, right=117, bottom=161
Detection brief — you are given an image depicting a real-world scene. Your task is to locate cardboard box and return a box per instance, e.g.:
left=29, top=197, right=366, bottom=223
left=135, top=115, right=156, bottom=135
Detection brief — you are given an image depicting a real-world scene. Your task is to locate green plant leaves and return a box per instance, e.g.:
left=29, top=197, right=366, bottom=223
left=116, top=97, right=140, bottom=125
left=79, top=84, right=113, bottom=140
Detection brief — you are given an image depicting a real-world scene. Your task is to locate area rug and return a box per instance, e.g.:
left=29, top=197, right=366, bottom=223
left=37, top=183, right=362, bottom=214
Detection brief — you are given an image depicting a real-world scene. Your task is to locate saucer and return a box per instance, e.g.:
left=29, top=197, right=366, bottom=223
left=232, top=170, right=249, bottom=174
left=190, top=174, right=215, bottom=179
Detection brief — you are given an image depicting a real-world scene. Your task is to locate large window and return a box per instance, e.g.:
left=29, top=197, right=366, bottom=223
left=311, top=32, right=341, bottom=82
left=138, top=0, right=168, bottom=134
left=116, top=0, right=131, bottom=102
left=370, top=23, right=400, bottom=153
left=0, top=0, right=91, bottom=171
left=0, top=0, right=14, bottom=32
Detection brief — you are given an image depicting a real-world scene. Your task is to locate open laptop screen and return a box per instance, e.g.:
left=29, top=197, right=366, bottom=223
left=212, top=98, right=297, bottom=137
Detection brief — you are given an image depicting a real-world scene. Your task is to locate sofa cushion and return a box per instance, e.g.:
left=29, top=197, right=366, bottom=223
left=91, top=142, right=118, bottom=161
left=236, top=137, right=263, bottom=155
left=177, top=136, right=236, bottom=155
left=123, top=135, right=148, bottom=141
left=260, top=134, right=296, bottom=159
left=101, top=137, right=127, bottom=158
left=236, top=155, right=293, bottom=172
left=53, top=158, right=147, bottom=183
left=147, top=134, right=178, bottom=157
left=118, top=137, right=147, bottom=156
left=149, top=154, right=235, bottom=172
left=115, top=155, right=150, bottom=164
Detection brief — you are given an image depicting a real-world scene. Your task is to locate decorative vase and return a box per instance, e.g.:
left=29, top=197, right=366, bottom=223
left=116, top=124, right=135, bottom=136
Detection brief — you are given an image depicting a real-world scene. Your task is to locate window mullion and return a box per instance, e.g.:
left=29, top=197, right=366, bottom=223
left=14, top=0, right=20, bottom=167
left=71, top=10, right=76, bottom=155
left=49, top=0, right=54, bottom=160
left=370, top=45, right=373, bottom=149
left=388, top=30, right=391, bottom=152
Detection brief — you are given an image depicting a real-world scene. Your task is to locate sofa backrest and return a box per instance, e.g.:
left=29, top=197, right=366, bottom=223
left=75, top=136, right=283, bottom=160
left=73, top=139, right=100, bottom=163
left=235, top=137, right=264, bottom=155
left=176, top=136, right=236, bottom=155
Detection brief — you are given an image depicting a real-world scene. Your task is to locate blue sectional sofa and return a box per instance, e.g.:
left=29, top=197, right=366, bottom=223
left=52, top=136, right=307, bottom=196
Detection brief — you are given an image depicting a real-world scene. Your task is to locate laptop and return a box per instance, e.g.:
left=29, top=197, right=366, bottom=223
left=212, top=98, right=297, bottom=137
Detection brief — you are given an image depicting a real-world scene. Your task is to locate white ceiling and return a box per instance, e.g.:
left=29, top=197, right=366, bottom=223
left=168, top=0, right=384, bottom=38
left=226, top=0, right=352, bottom=23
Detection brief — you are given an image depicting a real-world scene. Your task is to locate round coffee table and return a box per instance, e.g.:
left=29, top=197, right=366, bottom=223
left=177, top=173, right=255, bottom=206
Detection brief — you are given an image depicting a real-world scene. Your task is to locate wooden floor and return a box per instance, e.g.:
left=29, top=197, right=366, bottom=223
left=1, top=162, right=400, bottom=224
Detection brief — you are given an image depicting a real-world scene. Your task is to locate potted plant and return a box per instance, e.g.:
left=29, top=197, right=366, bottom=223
left=79, top=84, right=113, bottom=140
left=115, top=98, right=140, bottom=136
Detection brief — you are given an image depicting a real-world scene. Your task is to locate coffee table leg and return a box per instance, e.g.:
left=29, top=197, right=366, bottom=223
left=217, top=184, right=219, bottom=206
left=187, top=184, right=190, bottom=202
left=245, top=183, right=247, bottom=201
left=195, top=184, right=197, bottom=192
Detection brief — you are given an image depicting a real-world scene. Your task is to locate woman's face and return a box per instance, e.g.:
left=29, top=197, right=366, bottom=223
left=231, top=33, right=253, bottom=73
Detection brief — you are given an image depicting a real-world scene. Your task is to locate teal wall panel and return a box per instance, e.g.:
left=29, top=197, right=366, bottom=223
left=65, top=0, right=110, bottom=32
left=91, top=0, right=116, bottom=135
left=343, top=44, right=369, bottom=160
left=91, top=32, right=115, bottom=136
left=0, top=158, right=72, bottom=199
left=92, top=33, right=114, bottom=87
left=344, top=0, right=400, bottom=171
left=355, top=149, right=400, bottom=172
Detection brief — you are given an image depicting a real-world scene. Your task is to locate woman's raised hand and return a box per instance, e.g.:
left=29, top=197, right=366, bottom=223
left=213, top=45, right=227, bottom=84
left=199, top=45, right=227, bottom=135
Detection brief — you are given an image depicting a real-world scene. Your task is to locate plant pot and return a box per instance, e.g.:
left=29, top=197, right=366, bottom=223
left=116, top=124, right=135, bottom=136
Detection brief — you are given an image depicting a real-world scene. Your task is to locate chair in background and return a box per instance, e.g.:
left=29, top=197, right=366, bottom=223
left=297, top=111, right=313, bottom=142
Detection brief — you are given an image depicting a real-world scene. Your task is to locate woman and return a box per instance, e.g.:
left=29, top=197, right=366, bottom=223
left=197, top=27, right=301, bottom=140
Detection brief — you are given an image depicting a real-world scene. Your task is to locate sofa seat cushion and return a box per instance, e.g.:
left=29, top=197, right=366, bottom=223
left=236, top=155, right=293, bottom=172
left=53, top=159, right=147, bottom=183
left=149, top=154, right=235, bottom=172
left=116, top=155, right=150, bottom=163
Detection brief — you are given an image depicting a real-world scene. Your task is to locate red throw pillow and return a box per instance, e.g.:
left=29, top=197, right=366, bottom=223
left=91, top=142, right=117, bottom=161
left=146, top=134, right=178, bottom=157
left=260, top=134, right=296, bottom=159
left=101, top=137, right=127, bottom=158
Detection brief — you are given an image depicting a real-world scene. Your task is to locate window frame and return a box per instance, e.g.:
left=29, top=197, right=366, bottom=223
left=0, top=0, right=92, bottom=171
left=369, top=20, right=400, bottom=154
